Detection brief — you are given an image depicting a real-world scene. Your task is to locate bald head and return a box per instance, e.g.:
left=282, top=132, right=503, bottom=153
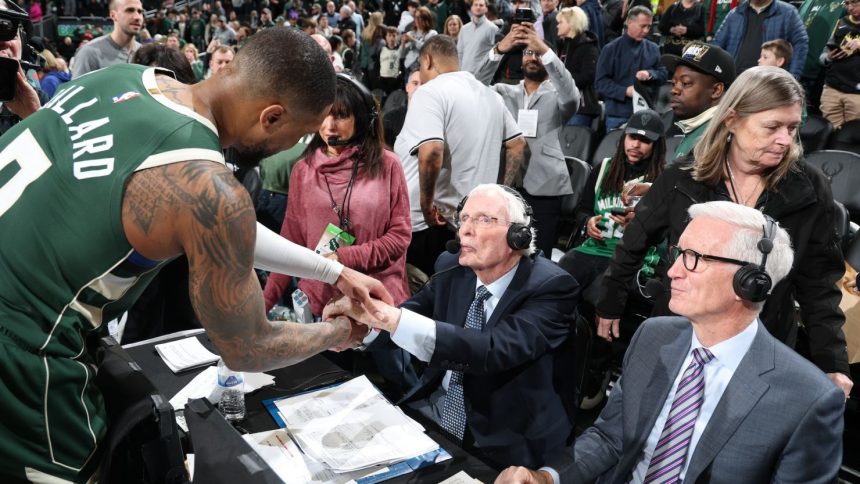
left=311, top=33, right=333, bottom=56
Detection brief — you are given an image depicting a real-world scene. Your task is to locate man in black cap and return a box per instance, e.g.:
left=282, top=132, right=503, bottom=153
left=661, top=41, right=735, bottom=162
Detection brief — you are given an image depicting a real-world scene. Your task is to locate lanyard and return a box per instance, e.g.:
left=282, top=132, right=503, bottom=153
left=323, top=157, right=361, bottom=230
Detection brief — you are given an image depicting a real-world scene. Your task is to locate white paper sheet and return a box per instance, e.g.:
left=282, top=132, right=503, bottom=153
left=154, top=337, right=219, bottom=373
left=274, top=376, right=439, bottom=472
left=242, top=429, right=385, bottom=484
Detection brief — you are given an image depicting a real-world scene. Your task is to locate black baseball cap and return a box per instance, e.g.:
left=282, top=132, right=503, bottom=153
left=625, top=109, right=663, bottom=141
left=662, top=42, right=736, bottom=87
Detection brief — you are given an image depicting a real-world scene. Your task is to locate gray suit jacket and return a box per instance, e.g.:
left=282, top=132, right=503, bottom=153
left=482, top=51, right=580, bottom=196
left=551, top=317, right=844, bottom=484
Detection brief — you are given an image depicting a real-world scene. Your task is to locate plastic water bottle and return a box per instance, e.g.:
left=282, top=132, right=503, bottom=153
left=292, top=289, right=313, bottom=323
left=217, top=358, right=245, bottom=421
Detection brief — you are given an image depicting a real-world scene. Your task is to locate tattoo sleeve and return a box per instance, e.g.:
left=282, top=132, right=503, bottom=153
left=418, top=141, right=445, bottom=214
left=126, top=161, right=349, bottom=372
left=504, top=136, right=530, bottom=186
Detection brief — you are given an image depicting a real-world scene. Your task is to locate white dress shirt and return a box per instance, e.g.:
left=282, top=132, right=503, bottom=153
left=378, top=264, right=519, bottom=397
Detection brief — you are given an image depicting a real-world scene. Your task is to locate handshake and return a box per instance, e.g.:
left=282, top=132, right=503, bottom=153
left=323, top=295, right=402, bottom=352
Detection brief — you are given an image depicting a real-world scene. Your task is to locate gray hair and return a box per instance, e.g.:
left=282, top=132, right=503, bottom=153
left=626, top=5, right=652, bottom=21
left=691, top=66, right=804, bottom=189
left=467, top=184, right=537, bottom=256
left=340, top=5, right=352, bottom=15
left=688, top=201, right=794, bottom=295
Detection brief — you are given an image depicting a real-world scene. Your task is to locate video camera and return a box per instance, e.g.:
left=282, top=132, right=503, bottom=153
left=0, top=0, right=42, bottom=101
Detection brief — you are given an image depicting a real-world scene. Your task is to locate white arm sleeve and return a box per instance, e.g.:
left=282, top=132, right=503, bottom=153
left=254, top=222, right=344, bottom=285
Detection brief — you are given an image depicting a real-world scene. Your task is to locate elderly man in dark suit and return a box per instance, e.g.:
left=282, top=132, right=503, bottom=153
left=325, top=183, right=579, bottom=469
left=476, top=23, right=580, bottom=256
left=497, top=201, right=845, bottom=484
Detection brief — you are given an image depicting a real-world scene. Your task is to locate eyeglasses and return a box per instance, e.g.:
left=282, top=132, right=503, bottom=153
left=523, top=49, right=538, bottom=58
left=668, top=245, right=750, bottom=272
left=457, top=213, right=509, bottom=228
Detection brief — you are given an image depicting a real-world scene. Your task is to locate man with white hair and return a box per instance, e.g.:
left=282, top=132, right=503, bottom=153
left=334, top=5, right=357, bottom=34
left=497, top=201, right=845, bottom=484
left=325, top=183, right=579, bottom=469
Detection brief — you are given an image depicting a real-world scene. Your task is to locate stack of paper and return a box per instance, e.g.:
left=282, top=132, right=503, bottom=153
left=274, top=376, right=440, bottom=473
left=154, top=337, right=219, bottom=373
left=244, top=429, right=452, bottom=484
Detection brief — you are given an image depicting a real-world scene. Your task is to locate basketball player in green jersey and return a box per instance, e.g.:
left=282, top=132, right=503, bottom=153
left=0, top=27, right=390, bottom=482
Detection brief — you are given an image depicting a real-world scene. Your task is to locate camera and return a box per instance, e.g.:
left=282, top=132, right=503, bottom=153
left=0, top=0, right=40, bottom=102
left=512, top=8, right=536, bottom=24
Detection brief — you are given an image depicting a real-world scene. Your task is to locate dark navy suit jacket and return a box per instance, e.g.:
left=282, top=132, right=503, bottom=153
left=383, top=252, right=580, bottom=468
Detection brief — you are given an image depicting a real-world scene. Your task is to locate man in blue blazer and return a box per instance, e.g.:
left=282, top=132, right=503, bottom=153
left=496, top=201, right=845, bottom=483
left=325, top=183, right=579, bottom=469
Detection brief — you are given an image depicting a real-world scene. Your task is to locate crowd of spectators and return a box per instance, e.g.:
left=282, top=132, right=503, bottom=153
left=10, top=0, right=860, bottom=476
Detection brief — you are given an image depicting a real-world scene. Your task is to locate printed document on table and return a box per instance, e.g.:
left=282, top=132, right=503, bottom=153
left=274, top=375, right=439, bottom=472
left=154, top=337, right=219, bottom=373
left=243, top=429, right=381, bottom=484
left=243, top=429, right=453, bottom=484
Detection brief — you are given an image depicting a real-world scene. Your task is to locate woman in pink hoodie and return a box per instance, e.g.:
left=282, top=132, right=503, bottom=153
left=263, top=75, right=415, bottom=389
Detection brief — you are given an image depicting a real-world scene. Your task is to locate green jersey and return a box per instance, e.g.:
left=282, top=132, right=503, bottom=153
left=0, top=64, right=222, bottom=481
left=574, top=159, right=660, bottom=276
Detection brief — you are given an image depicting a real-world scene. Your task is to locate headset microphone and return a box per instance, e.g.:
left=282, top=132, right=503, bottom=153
left=327, top=136, right=353, bottom=147
left=644, top=278, right=666, bottom=299
left=445, top=238, right=461, bottom=254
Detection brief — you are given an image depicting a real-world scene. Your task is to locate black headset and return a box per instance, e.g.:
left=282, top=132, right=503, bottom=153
left=455, top=186, right=534, bottom=251
left=336, top=72, right=378, bottom=127
left=732, top=214, right=776, bottom=303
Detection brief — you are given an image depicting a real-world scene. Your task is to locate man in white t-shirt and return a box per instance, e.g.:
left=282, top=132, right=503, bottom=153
left=395, top=35, right=529, bottom=276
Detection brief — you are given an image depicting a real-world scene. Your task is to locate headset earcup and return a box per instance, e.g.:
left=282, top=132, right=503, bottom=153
left=507, top=223, right=532, bottom=251
left=733, top=264, right=773, bottom=303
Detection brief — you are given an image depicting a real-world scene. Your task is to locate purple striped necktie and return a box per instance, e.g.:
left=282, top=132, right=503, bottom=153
left=644, top=347, right=715, bottom=484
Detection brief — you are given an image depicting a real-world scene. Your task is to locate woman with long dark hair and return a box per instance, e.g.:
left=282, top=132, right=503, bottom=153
left=400, top=7, right=438, bottom=72
left=263, top=75, right=416, bottom=392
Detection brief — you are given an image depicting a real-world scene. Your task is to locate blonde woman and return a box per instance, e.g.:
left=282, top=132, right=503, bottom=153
left=39, top=50, right=70, bottom=98
left=183, top=42, right=205, bottom=81
left=360, top=11, right=386, bottom=85
left=443, top=14, right=463, bottom=41
left=594, top=66, right=853, bottom=398
left=556, top=6, right=600, bottom=126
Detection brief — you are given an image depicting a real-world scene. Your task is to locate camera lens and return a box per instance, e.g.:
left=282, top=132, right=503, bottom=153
left=0, top=19, right=19, bottom=42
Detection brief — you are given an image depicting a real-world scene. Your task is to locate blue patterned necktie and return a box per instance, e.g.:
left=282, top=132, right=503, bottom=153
left=440, top=285, right=491, bottom=441
left=644, top=347, right=715, bottom=484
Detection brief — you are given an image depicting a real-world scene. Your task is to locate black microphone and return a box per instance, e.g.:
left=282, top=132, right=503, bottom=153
left=445, top=238, right=461, bottom=254
left=327, top=136, right=353, bottom=147
left=645, top=278, right=667, bottom=299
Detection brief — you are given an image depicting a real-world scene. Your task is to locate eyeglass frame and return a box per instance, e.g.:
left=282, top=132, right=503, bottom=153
left=456, top=212, right=512, bottom=229
left=668, top=245, right=751, bottom=272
